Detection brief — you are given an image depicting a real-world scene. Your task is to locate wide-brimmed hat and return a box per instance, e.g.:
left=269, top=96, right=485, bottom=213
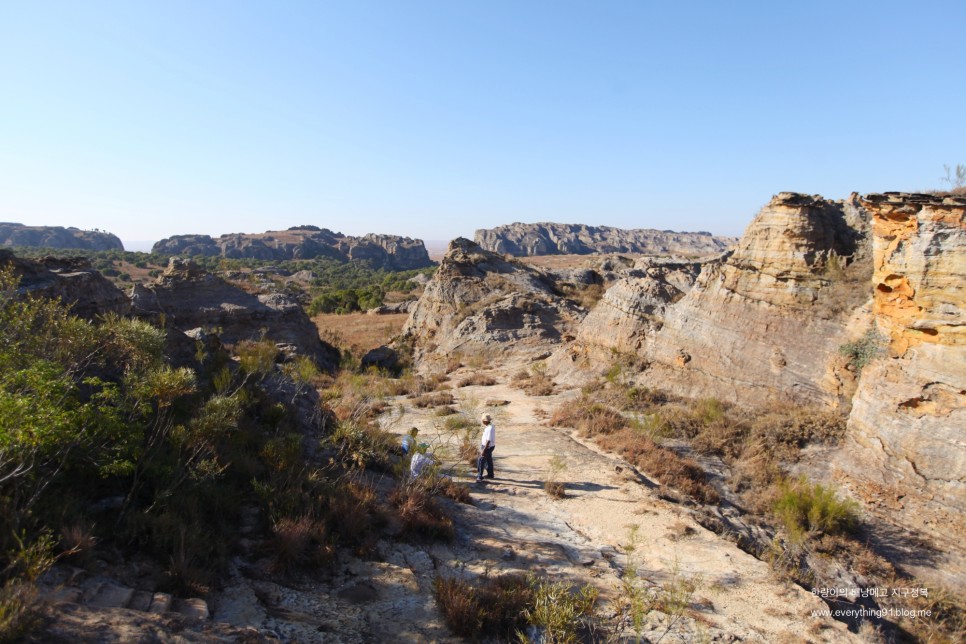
left=481, top=413, right=492, bottom=424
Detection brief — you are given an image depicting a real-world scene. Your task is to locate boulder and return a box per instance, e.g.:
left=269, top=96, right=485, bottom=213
left=361, top=345, right=400, bottom=373
left=2, top=250, right=130, bottom=319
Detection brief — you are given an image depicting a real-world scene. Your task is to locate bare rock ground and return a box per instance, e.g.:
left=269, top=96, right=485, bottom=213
left=381, top=361, right=858, bottom=642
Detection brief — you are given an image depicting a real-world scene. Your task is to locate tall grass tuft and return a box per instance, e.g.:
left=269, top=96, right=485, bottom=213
left=773, top=476, right=858, bottom=544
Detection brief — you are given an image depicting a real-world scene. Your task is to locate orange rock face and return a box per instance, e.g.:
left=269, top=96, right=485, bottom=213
left=837, top=193, right=966, bottom=554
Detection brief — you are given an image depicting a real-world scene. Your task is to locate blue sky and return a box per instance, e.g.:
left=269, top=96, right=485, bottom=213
left=2, top=1, right=964, bottom=248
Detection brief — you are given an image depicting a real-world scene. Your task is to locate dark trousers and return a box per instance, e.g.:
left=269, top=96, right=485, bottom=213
left=477, top=446, right=495, bottom=479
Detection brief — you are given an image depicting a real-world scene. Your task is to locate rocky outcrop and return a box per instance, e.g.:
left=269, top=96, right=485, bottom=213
left=836, top=193, right=966, bottom=551
left=401, top=238, right=584, bottom=368
left=634, top=193, right=872, bottom=407
left=552, top=258, right=705, bottom=380
left=1, top=249, right=130, bottom=319
left=475, top=222, right=735, bottom=257
left=153, top=227, right=432, bottom=270
left=0, top=222, right=123, bottom=251
left=131, top=258, right=339, bottom=372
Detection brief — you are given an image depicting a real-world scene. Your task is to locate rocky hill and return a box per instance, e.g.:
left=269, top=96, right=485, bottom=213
left=0, top=222, right=123, bottom=251
left=474, top=222, right=735, bottom=257
left=132, top=257, right=339, bottom=372
left=1, top=248, right=130, bottom=319
left=152, top=226, right=432, bottom=270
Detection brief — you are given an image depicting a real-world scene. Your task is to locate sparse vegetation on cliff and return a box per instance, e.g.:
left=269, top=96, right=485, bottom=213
left=839, top=327, right=887, bottom=373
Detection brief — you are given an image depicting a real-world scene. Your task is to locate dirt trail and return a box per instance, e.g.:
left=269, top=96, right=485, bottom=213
left=388, top=366, right=858, bottom=642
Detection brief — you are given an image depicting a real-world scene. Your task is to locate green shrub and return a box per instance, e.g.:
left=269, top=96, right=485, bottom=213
left=838, top=328, right=886, bottom=372
left=523, top=574, right=598, bottom=644
left=773, top=476, right=858, bottom=544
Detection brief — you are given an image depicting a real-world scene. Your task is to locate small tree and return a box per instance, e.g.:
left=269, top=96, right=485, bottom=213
left=941, top=163, right=966, bottom=191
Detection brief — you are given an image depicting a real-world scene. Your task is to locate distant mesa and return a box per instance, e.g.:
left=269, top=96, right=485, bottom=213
left=0, top=222, right=123, bottom=252
left=474, top=222, right=736, bottom=257
left=152, top=227, right=433, bottom=271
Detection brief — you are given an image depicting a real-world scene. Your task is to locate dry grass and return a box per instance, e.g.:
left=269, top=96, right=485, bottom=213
left=59, top=523, right=97, bottom=562
left=522, top=373, right=555, bottom=396
left=597, top=429, right=720, bottom=504
left=411, top=391, right=456, bottom=408
left=550, top=398, right=627, bottom=436
left=390, top=480, right=455, bottom=541
left=434, top=573, right=534, bottom=640
left=551, top=397, right=718, bottom=504
left=269, top=516, right=333, bottom=574
left=327, top=481, right=383, bottom=556
left=562, top=282, right=605, bottom=310
left=313, top=312, right=408, bottom=358
left=457, top=373, right=497, bottom=387
left=544, top=481, right=566, bottom=499
left=437, top=478, right=474, bottom=505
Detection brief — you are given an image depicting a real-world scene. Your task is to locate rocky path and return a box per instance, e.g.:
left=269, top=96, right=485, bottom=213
left=36, top=367, right=858, bottom=642
left=387, top=367, right=858, bottom=642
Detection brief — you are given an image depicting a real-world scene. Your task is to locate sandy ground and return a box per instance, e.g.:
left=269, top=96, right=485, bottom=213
left=382, top=362, right=859, bottom=643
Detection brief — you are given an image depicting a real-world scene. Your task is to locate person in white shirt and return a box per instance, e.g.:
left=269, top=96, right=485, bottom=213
left=476, top=413, right=496, bottom=482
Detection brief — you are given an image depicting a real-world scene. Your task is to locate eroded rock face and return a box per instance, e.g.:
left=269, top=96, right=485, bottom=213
left=637, top=193, right=873, bottom=407
left=0, top=222, right=123, bottom=251
left=2, top=249, right=130, bottom=319
left=552, top=258, right=704, bottom=381
left=836, top=193, right=966, bottom=550
left=474, top=222, right=735, bottom=257
left=401, top=238, right=584, bottom=367
left=131, top=257, right=339, bottom=372
left=153, top=227, right=432, bottom=270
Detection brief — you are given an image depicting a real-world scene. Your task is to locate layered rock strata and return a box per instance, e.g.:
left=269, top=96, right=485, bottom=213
left=551, top=258, right=705, bottom=381
left=132, top=258, right=338, bottom=372
left=475, top=222, right=735, bottom=257
left=153, top=227, right=432, bottom=270
left=401, top=238, right=584, bottom=368
left=636, top=193, right=872, bottom=407
left=836, top=193, right=966, bottom=550
left=0, top=222, right=124, bottom=251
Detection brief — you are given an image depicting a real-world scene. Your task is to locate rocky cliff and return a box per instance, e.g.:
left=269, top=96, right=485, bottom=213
left=629, top=193, right=873, bottom=407
left=152, top=226, right=432, bottom=270
left=551, top=257, right=707, bottom=381
left=474, top=222, right=735, bottom=257
left=1, top=248, right=130, bottom=319
left=131, top=257, right=339, bottom=372
left=401, top=238, right=584, bottom=368
left=835, top=193, right=966, bottom=551
left=0, top=222, right=123, bottom=251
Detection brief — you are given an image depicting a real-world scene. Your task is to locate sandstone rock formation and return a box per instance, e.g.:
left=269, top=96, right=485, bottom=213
left=0, top=222, right=124, bottom=251
left=835, top=193, right=966, bottom=554
left=131, top=257, right=339, bottom=372
left=552, top=257, right=706, bottom=380
left=2, top=248, right=130, bottom=319
left=401, top=238, right=584, bottom=368
left=634, top=193, right=872, bottom=407
left=152, top=226, right=432, bottom=270
left=475, top=222, right=735, bottom=257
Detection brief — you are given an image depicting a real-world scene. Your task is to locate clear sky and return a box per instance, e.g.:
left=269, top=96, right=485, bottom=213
left=2, top=1, right=964, bottom=248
